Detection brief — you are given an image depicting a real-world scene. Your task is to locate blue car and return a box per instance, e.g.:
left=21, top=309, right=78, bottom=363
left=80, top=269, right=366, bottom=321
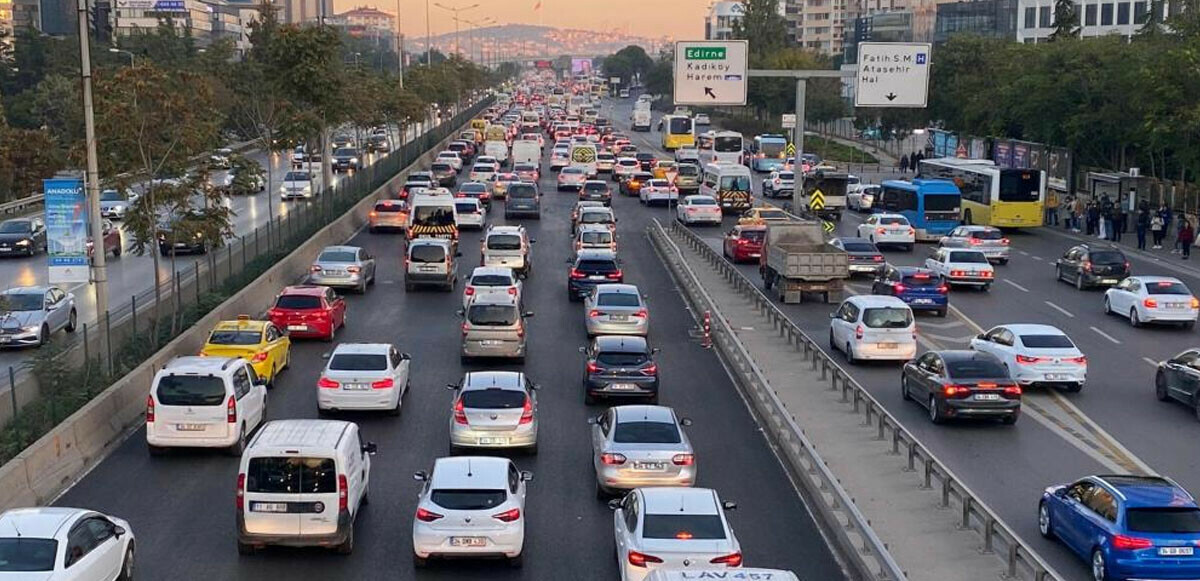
left=1040, top=475, right=1200, bottom=581
left=870, top=266, right=948, bottom=317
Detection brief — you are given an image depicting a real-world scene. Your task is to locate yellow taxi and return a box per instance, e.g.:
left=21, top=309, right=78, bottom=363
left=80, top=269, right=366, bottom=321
left=200, top=316, right=290, bottom=386
left=652, top=160, right=678, bottom=180
left=738, top=206, right=793, bottom=226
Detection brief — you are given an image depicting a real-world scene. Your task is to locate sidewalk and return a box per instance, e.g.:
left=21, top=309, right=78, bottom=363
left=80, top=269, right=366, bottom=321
left=1038, top=219, right=1200, bottom=281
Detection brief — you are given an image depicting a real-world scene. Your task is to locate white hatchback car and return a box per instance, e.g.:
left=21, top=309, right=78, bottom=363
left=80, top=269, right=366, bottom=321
left=316, top=343, right=411, bottom=415
left=1104, top=275, right=1199, bottom=328
left=611, top=487, right=742, bottom=581
left=829, top=295, right=917, bottom=363
left=925, top=248, right=995, bottom=289
left=412, top=456, right=532, bottom=568
left=146, top=356, right=268, bottom=456
left=454, top=198, right=487, bottom=230
left=0, top=507, right=135, bottom=580
left=969, top=324, right=1086, bottom=392
left=675, top=195, right=722, bottom=225
left=463, top=266, right=522, bottom=309
left=858, top=213, right=915, bottom=250
left=639, top=179, right=677, bottom=206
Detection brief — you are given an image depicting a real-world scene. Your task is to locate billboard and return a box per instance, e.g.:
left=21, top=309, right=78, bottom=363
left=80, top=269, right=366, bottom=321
left=570, top=57, right=593, bottom=76
left=115, top=0, right=187, bottom=12
left=44, top=178, right=90, bottom=284
left=534, top=60, right=552, bottom=69
left=993, top=140, right=1012, bottom=168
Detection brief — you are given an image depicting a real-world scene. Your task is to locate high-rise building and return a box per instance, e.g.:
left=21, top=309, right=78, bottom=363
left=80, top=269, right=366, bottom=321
left=276, top=0, right=329, bottom=24
left=1015, top=0, right=1176, bottom=42
left=784, top=0, right=854, bottom=54
left=706, top=1, right=745, bottom=39
left=329, top=5, right=395, bottom=51
left=933, top=0, right=1017, bottom=44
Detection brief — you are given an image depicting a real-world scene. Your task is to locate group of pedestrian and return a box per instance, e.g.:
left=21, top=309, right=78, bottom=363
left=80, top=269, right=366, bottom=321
left=1081, top=197, right=1195, bottom=259
left=898, top=151, right=924, bottom=174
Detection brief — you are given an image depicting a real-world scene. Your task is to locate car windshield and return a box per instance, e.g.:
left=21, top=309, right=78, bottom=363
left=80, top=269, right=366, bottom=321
left=757, top=210, right=786, bottom=219
left=431, top=490, right=507, bottom=511
left=208, top=329, right=261, bottom=345
left=334, top=148, right=357, bottom=157
left=948, top=251, right=988, bottom=263
left=0, top=293, right=42, bottom=311
left=471, top=274, right=513, bottom=286
left=1089, top=251, right=1126, bottom=264
left=461, top=388, right=526, bottom=409
left=328, top=353, right=387, bottom=371
left=1148, top=280, right=1191, bottom=295
left=842, top=241, right=878, bottom=253
left=863, top=307, right=913, bottom=328
left=284, top=172, right=310, bottom=182
left=275, top=294, right=322, bottom=310
left=597, top=293, right=640, bottom=307
left=1127, top=507, right=1200, bottom=533
left=487, top=234, right=522, bottom=250
left=613, top=421, right=681, bottom=444
left=100, top=191, right=123, bottom=202
left=642, top=514, right=726, bottom=540
left=468, top=304, right=518, bottom=326
left=156, top=375, right=226, bottom=406
left=880, top=216, right=909, bottom=226
left=409, top=244, right=446, bottom=263
left=318, top=250, right=357, bottom=263
left=0, top=221, right=32, bottom=234
left=0, top=538, right=57, bottom=571
left=1019, top=334, right=1075, bottom=349
left=596, top=351, right=648, bottom=366
left=947, top=358, right=1007, bottom=379
left=246, top=457, right=336, bottom=493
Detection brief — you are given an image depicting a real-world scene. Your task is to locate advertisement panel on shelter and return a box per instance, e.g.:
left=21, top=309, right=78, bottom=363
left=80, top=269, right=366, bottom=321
left=994, top=140, right=1013, bottom=168
left=1012, top=142, right=1030, bottom=168
left=44, top=178, right=90, bottom=284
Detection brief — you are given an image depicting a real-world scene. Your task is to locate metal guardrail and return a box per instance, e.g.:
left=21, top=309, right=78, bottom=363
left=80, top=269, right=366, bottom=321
left=0, top=195, right=44, bottom=216
left=659, top=218, right=1066, bottom=581
left=649, top=219, right=906, bottom=580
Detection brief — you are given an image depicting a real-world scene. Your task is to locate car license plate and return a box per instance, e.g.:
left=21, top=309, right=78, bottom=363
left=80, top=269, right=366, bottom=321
left=974, top=393, right=1001, bottom=401
left=450, top=537, right=487, bottom=547
left=878, top=342, right=898, bottom=349
left=343, top=383, right=369, bottom=390
left=1101, top=279, right=1118, bottom=284
left=1045, top=373, right=1069, bottom=380
left=478, top=437, right=509, bottom=446
left=1160, top=546, right=1193, bottom=556
left=420, top=266, right=439, bottom=272
left=287, top=325, right=307, bottom=332
left=611, top=315, right=629, bottom=321
left=609, top=383, right=637, bottom=390
left=633, top=462, right=665, bottom=471
left=1167, top=303, right=1186, bottom=309
left=176, top=423, right=207, bottom=431
left=913, top=299, right=933, bottom=304
left=481, top=340, right=503, bottom=347
left=251, top=502, right=289, bottom=513
left=590, top=275, right=606, bottom=280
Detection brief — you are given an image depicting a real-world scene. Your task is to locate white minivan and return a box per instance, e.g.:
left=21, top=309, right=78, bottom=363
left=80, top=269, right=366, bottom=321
left=236, top=419, right=376, bottom=555
left=511, top=140, right=540, bottom=166
left=146, top=356, right=267, bottom=456
left=646, top=569, right=800, bottom=581
left=569, top=143, right=599, bottom=177
left=829, top=295, right=917, bottom=363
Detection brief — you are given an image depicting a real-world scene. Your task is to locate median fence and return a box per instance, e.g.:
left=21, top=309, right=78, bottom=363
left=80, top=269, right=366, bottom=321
left=654, top=217, right=1064, bottom=581
left=0, top=97, right=494, bottom=465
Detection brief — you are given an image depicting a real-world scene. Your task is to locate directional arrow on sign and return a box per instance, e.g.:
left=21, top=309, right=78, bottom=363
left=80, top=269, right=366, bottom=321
left=886, top=93, right=897, bottom=101
left=704, top=87, right=716, bottom=99
left=809, top=188, right=826, bottom=211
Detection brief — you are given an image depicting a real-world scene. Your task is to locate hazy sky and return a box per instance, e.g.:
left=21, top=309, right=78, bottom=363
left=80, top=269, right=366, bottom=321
left=333, top=0, right=710, bottom=40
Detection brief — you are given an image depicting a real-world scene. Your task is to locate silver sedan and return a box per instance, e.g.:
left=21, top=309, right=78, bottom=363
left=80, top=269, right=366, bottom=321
left=0, top=285, right=77, bottom=347
left=309, top=245, right=377, bottom=293
left=590, top=404, right=695, bottom=497
left=938, top=225, right=1011, bottom=264
left=584, top=284, right=648, bottom=337
left=448, top=371, right=539, bottom=455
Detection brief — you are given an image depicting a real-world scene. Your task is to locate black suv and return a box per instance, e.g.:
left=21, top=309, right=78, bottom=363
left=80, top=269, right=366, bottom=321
left=635, top=152, right=657, bottom=172
left=581, top=335, right=660, bottom=405
left=1054, top=244, right=1130, bottom=289
left=580, top=181, right=612, bottom=205
left=567, top=249, right=621, bottom=301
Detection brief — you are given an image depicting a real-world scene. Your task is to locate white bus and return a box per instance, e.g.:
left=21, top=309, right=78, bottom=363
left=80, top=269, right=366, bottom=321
left=698, top=130, right=744, bottom=166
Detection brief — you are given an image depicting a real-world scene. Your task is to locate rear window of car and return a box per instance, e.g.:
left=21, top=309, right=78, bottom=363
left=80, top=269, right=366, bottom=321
left=642, top=514, right=727, bottom=540
left=461, top=388, right=526, bottom=409
left=0, top=538, right=56, bottom=571
left=580, top=212, right=614, bottom=224
left=584, top=182, right=609, bottom=192
left=468, top=304, right=518, bottom=326
left=328, top=353, right=387, bottom=371
left=431, top=490, right=507, bottom=510
left=597, top=293, right=640, bottom=307
left=777, top=172, right=794, bottom=180
left=1019, top=334, right=1075, bottom=349
left=1147, top=280, right=1191, bottom=295
left=455, top=202, right=479, bottom=214
left=879, top=216, right=909, bottom=226
left=613, top=421, right=681, bottom=444
left=487, top=234, right=522, bottom=250
left=275, top=295, right=322, bottom=310
left=1127, top=507, right=1200, bottom=533
left=842, top=241, right=877, bottom=253
left=374, top=202, right=406, bottom=213
left=460, top=184, right=487, bottom=193
left=901, top=273, right=940, bottom=286
left=246, top=457, right=337, bottom=494
left=156, top=375, right=226, bottom=406
left=1089, top=251, right=1126, bottom=264
left=318, top=250, right=356, bottom=263
left=689, top=197, right=717, bottom=206
left=738, top=230, right=765, bottom=242
left=471, top=274, right=513, bottom=286
left=208, top=330, right=262, bottom=345
left=862, top=307, right=913, bottom=328
left=577, top=259, right=618, bottom=273
left=409, top=244, right=446, bottom=263
left=948, top=251, right=988, bottom=263
left=509, top=185, right=537, bottom=198
left=581, top=230, right=613, bottom=244
left=596, top=351, right=648, bottom=366
left=432, top=163, right=452, bottom=171
left=970, top=229, right=1004, bottom=240
left=618, top=160, right=638, bottom=167
left=947, top=358, right=1007, bottom=379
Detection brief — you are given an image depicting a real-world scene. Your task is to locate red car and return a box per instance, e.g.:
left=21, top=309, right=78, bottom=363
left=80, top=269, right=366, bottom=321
left=723, top=225, right=767, bottom=263
left=87, top=220, right=122, bottom=259
left=267, top=285, right=346, bottom=341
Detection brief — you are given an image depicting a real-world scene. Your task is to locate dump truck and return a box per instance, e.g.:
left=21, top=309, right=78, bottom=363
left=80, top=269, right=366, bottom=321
left=760, top=220, right=849, bottom=304
left=798, top=170, right=850, bottom=221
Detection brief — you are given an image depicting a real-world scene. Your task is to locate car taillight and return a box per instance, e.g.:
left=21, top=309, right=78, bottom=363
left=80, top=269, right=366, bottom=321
left=710, top=552, right=743, bottom=567
left=1112, top=534, right=1154, bottom=550
left=336, top=474, right=348, bottom=511
left=508, top=287, right=518, bottom=296
left=1192, top=297, right=1199, bottom=309
left=873, top=255, right=884, bottom=262
left=518, top=396, right=534, bottom=424
left=310, top=265, right=322, bottom=273
left=1015, top=355, right=1048, bottom=364
left=465, top=286, right=475, bottom=296
left=937, top=284, right=949, bottom=294
left=981, top=270, right=993, bottom=278
left=570, top=268, right=587, bottom=279
left=600, top=452, right=627, bottom=465
left=968, top=238, right=982, bottom=245
left=368, top=211, right=377, bottom=218
left=146, top=395, right=155, bottom=422
left=641, top=363, right=658, bottom=376
left=371, top=378, right=394, bottom=389
left=454, top=398, right=468, bottom=424
left=346, top=265, right=361, bottom=274
left=876, top=227, right=887, bottom=235
left=628, top=551, right=663, bottom=567
left=943, top=385, right=970, bottom=398
left=607, top=270, right=623, bottom=279
left=892, top=283, right=905, bottom=294
left=416, top=507, right=443, bottom=522
left=516, top=323, right=525, bottom=339
left=855, top=325, right=864, bottom=340
left=493, top=507, right=521, bottom=522
left=672, top=453, right=694, bottom=466
left=1000, top=238, right=1010, bottom=246
left=951, top=270, right=965, bottom=277
left=586, top=361, right=601, bottom=374
left=318, top=377, right=339, bottom=389
left=632, top=309, right=648, bottom=318
left=1003, top=385, right=1022, bottom=397
left=251, top=351, right=268, bottom=363
left=1064, top=355, right=1087, bottom=365
left=226, top=395, right=237, bottom=424
left=461, top=322, right=470, bottom=336
left=236, top=473, right=245, bottom=510
left=1144, top=298, right=1159, bottom=308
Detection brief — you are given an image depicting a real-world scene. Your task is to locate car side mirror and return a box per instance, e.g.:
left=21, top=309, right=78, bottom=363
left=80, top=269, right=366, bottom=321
left=975, top=333, right=986, bottom=341
left=652, top=347, right=661, bottom=354
left=565, top=259, right=573, bottom=264
left=520, top=470, right=534, bottom=482
left=607, top=499, right=622, bottom=511
left=578, top=346, right=587, bottom=353
left=1053, top=488, right=1067, bottom=498
left=321, top=352, right=331, bottom=359
left=401, top=352, right=411, bottom=360
left=523, top=311, right=535, bottom=318
left=530, top=239, right=537, bottom=243
left=445, top=383, right=458, bottom=390
left=680, top=417, right=693, bottom=427
left=113, top=525, right=126, bottom=538
left=44, top=301, right=53, bottom=310
left=587, top=415, right=599, bottom=425
left=722, top=501, right=738, bottom=510
left=828, top=312, right=836, bottom=318
left=361, top=442, right=378, bottom=455
left=456, top=309, right=465, bottom=317
left=413, top=470, right=428, bottom=481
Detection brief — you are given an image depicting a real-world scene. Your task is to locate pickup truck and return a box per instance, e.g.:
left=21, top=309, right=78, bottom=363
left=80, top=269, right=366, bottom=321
left=760, top=221, right=849, bottom=304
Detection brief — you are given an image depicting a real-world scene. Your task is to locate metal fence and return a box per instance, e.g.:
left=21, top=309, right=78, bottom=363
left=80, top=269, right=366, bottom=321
left=661, top=217, right=1064, bottom=581
left=1, top=97, right=494, bottom=446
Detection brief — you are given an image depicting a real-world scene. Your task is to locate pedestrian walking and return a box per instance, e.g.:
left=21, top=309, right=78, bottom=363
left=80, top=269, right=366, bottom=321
left=1045, top=190, right=1059, bottom=226
left=1179, top=219, right=1194, bottom=259
left=1113, top=205, right=1126, bottom=242
left=1136, top=205, right=1150, bottom=250
left=899, top=154, right=909, bottom=174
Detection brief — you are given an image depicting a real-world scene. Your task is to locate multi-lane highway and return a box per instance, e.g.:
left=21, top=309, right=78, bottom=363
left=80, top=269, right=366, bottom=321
left=54, top=108, right=846, bottom=579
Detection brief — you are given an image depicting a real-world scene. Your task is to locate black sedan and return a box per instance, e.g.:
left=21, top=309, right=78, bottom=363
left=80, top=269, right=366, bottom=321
left=581, top=335, right=659, bottom=405
left=580, top=180, right=612, bottom=205
left=0, top=218, right=46, bottom=257
left=331, top=147, right=362, bottom=171
left=1155, top=348, right=1200, bottom=420
left=831, top=237, right=885, bottom=277
left=901, top=350, right=1021, bottom=424
left=635, top=152, right=657, bottom=172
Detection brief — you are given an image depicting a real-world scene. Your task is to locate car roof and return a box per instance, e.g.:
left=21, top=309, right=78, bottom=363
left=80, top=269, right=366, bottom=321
left=956, top=225, right=1000, bottom=232
left=613, top=405, right=675, bottom=424
left=0, top=285, right=51, bottom=295
left=595, top=283, right=639, bottom=295
left=580, top=207, right=614, bottom=215
left=1090, top=475, right=1196, bottom=507
left=873, top=213, right=908, bottom=220
left=431, top=456, right=510, bottom=489
left=280, top=284, right=328, bottom=297
left=1130, top=275, right=1183, bottom=284
left=320, top=245, right=360, bottom=253
left=163, top=355, right=240, bottom=373
left=331, top=342, right=391, bottom=355
left=1001, top=323, right=1066, bottom=335
left=594, top=335, right=649, bottom=352
left=639, top=487, right=721, bottom=515
left=845, top=295, right=908, bottom=308
left=0, top=507, right=87, bottom=538
left=250, top=419, right=352, bottom=451
left=894, top=266, right=937, bottom=276
left=212, top=319, right=267, bottom=332
left=576, top=249, right=617, bottom=260
left=463, top=370, right=524, bottom=391
left=471, top=266, right=516, bottom=278
left=935, top=350, right=999, bottom=364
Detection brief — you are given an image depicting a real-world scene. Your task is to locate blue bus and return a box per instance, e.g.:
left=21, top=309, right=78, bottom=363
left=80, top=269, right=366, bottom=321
left=876, top=179, right=962, bottom=241
left=750, top=135, right=788, bottom=172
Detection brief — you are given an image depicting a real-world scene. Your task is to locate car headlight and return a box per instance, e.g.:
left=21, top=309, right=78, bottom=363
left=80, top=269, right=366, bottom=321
left=20, top=326, right=37, bottom=333
left=15, top=239, right=30, bottom=246
left=350, top=158, right=358, bottom=164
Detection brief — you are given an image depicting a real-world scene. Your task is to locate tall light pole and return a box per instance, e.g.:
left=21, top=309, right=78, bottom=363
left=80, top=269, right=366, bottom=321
left=108, top=47, right=134, bottom=66
left=395, top=0, right=404, bottom=85
left=433, top=1, right=478, bottom=58
left=77, top=0, right=109, bottom=362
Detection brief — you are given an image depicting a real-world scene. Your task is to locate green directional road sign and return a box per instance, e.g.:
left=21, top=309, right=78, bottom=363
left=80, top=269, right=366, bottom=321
left=809, top=188, right=825, bottom=211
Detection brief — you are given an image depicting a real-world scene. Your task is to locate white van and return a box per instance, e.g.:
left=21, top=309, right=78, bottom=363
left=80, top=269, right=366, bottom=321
left=646, top=569, right=800, bottom=581
left=146, top=356, right=267, bottom=456
left=484, top=140, right=510, bottom=167
left=699, top=162, right=754, bottom=212
left=511, top=140, right=540, bottom=166
left=408, top=192, right=458, bottom=241
left=569, top=143, right=599, bottom=177
left=236, top=419, right=376, bottom=554
left=830, top=295, right=917, bottom=363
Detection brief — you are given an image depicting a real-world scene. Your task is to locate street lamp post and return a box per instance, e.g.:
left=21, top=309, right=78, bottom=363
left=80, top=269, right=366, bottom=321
left=78, top=0, right=109, bottom=368
left=433, top=1, right=478, bottom=58
left=108, top=47, right=134, bottom=66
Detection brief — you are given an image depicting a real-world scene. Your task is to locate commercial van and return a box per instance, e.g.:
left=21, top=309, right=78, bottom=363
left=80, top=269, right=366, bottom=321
left=699, top=162, right=754, bottom=213
left=405, top=238, right=459, bottom=292
left=236, top=419, right=376, bottom=554
left=645, top=569, right=800, bottom=581
left=632, top=106, right=652, bottom=132
left=569, top=143, right=599, bottom=177
left=511, top=140, right=540, bottom=166
left=407, top=192, right=458, bottom=241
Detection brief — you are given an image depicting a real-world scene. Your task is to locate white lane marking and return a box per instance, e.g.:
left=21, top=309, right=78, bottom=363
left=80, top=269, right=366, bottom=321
left=1044, top=301, right=1075, bottom=318
left=1018, top=250, right=1030, bottom=256
left=1143, top=357, right=1159, bottom=367
left=922, top=332, right=979, bottom=344
left=1002, top=279, right=1030, bottom=292
left=1089, top=326, right=1122, bottom=344
left=1031, top=255, right=1044, bottom=261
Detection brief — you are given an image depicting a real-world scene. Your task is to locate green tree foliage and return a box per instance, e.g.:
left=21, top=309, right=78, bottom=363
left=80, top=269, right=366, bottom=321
left=602, top=45, right=654, bottom=85
left=731, top=0, right=791, bottom=61
left=1048, top=0, right=1079, bottom=40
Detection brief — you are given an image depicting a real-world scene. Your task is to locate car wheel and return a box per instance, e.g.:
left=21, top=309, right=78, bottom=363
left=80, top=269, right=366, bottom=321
left=237, top=541, right=257, bottom=556
left=65, top=309, right=77, bottom=332
left=335, top=525, right=354, bottom=555
left=527, top=442, right=538, bottom=456
left=405, top=282, right=415, bottom=292
left=1064, top=382, right=1083, bottom=393
left=227, top=424, right=247, bottom=456
left=1130, top=308, right=1141, bottom=327
left=998, top=258, right=1008, bottom=265
left=38, top=324, right=49, bottom=346
left=1193, top=394, right=1200, bottom=423
left=845, top=343, right=856, bottom=364
left=113, top=244, right=122, bottom=257
left=1156, top=372, right=1170, bottom=401
left=1038, top=501, right=1053, bottom=539
left=595, top=481, right=609, bottom=500
left=508, top=552, right=523, bottom=568
left=413, top=554, right=428, bottom=568
left=901, top=375, right=912, bottom=401
left=1076, top=273, right=1086, bottom=291
left=928, top=395, right=944, bottom=424
left=936, top=308, right=948, bottom=318
left=147, top=443, right=166, bottom=457
left=1001, top=411, right=1019, bottom=425
left=1055, top=266, right=1064, bottom=282
left=1104, top=297, right=1112, bottom=315
left=1091, top=549, right=1108, bottom=581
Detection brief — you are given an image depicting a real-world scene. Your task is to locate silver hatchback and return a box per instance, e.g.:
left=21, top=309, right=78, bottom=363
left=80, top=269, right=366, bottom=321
left=583, top=284, right=648, bottom=337
left=309, top=245, right=376, bottom=293
left=448, top=371, right=539, bottom=454
left=459, top=294, right=533, bottom=363
left=938, top=225, right=1011, bottom=264
left=589, top=405, right=695, bottom=497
